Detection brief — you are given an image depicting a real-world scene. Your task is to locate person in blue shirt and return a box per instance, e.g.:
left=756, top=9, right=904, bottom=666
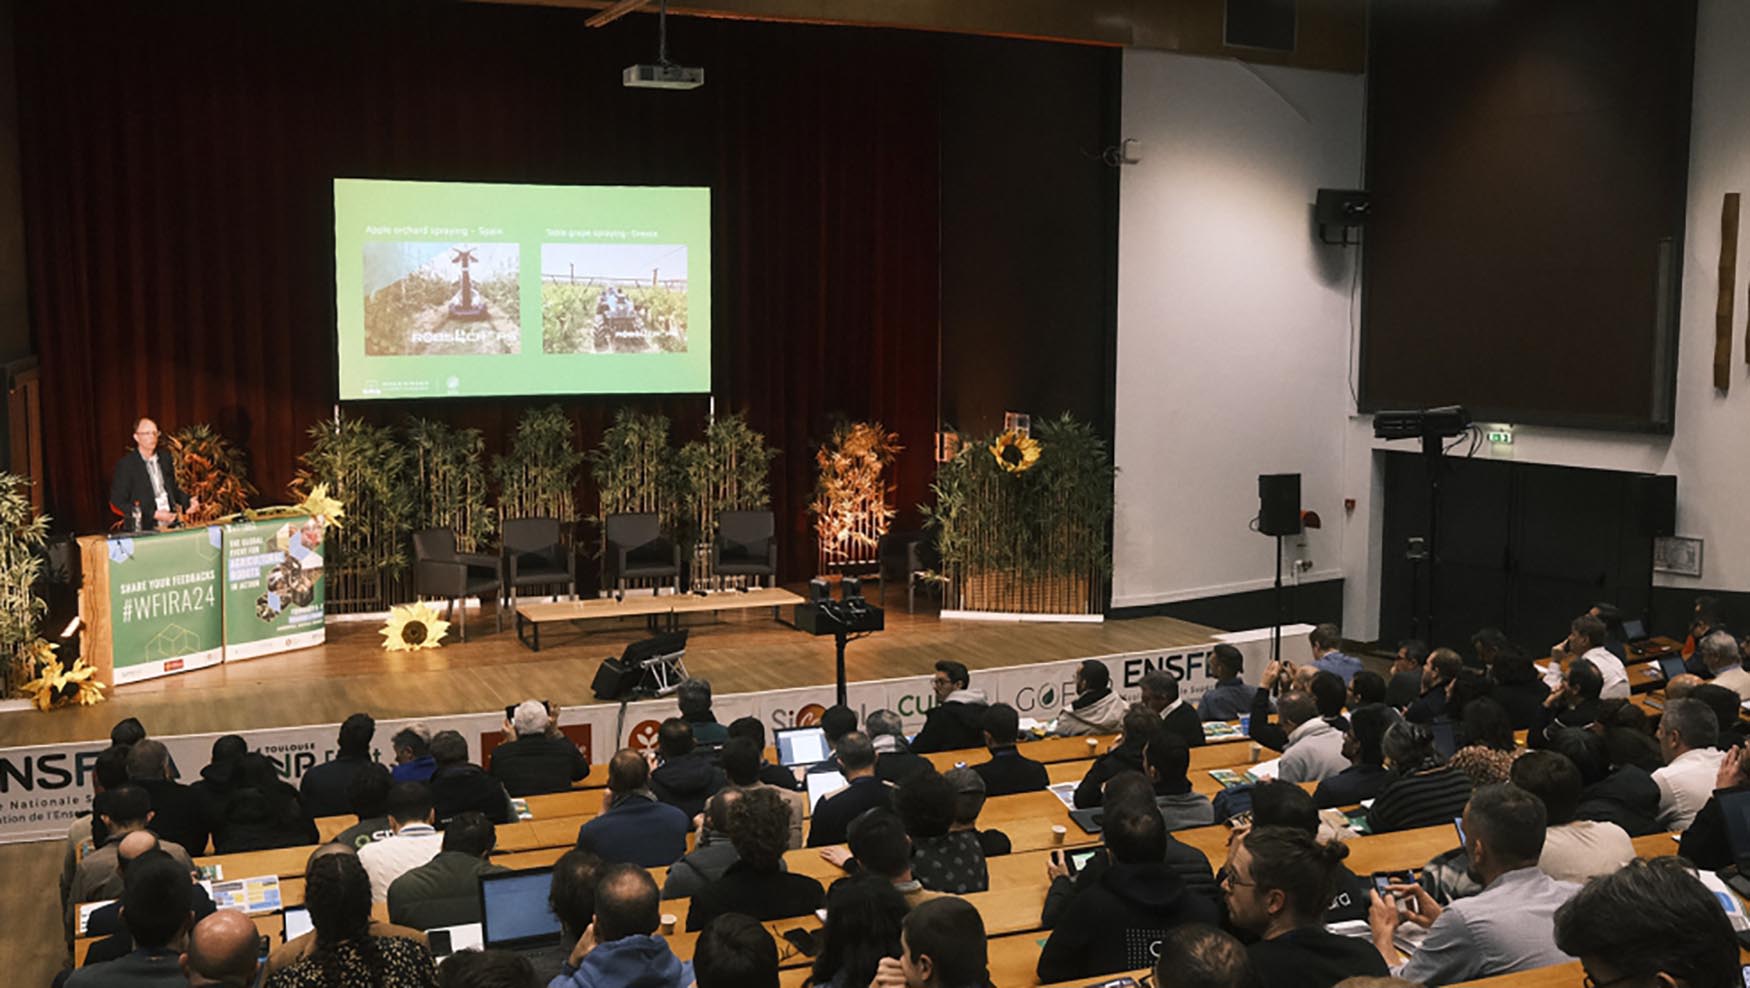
left=389, top=726, right=437, bottom=783
left=1309, top=624, right=1362, bottom=685
left=1197, top=645, right=1255, bottom=721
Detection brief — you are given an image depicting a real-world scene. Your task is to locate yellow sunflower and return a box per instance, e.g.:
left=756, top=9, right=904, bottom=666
left=989, top=430, right=1041, bottom=474
left=381, top=602, right=450, bottom=652
left=17, top=641, right=107, bottom=711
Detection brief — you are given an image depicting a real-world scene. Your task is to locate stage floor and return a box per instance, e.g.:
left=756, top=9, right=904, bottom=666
left=0, top=590, right=1221, bottom=747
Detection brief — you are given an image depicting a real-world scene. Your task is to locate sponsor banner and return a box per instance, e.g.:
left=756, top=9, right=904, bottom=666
left=106, top=526, right=226, bottom=685
left=221, top=516, right=328, bottom=662
left=0, top=625, right=1308, bottom=845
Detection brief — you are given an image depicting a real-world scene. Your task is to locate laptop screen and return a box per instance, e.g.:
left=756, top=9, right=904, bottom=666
left=481, top=870, right=560, bottom=946
left=1719, top=789, right=1750, bottom=866
left=805, top=769, right=847, bottom=810
left=1622, top=618, right=1647, bottom=642
left=1658, top=655, right=1688, bottom=682
left=775, top=726, right=831, bottom=767
left=282, top=906, right=313, bottom=943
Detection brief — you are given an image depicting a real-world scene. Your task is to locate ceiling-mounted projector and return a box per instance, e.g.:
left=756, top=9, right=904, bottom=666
left=623, top=63, right=704, bottom=90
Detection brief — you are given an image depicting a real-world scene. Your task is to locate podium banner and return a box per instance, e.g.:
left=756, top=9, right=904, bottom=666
left=222, top=516, right=327, bottom=661
left=105, top=526, right=225, bottom=684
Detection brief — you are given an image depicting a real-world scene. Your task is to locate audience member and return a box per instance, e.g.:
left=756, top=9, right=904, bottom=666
left=1234, top=781, right=1368, bottom=923
left=81, top=840, right=217, bottom=966
left=67, top=851, right=196, bottom=988
left=66, top=785, right=195, bottom=939
left=1036, top=798, right=1219, bottom=983
left=1532, top=658, right=1604, bottom=746
left=1347, top=671, right=1387, bottom=709
left=1508, top=751, right=1634, bottom=883
left=1543, top=614, right=1629, bottom=700
left=867, top=709, right=931, bottom=785
left=1652, top=697, right=1725, bottom=831
left=1274, top=691, right=1350, bottom=784
left=1446, top=697, right=1523, bottom=787
left=1366, top=722, right=1472, bottom=834
left=1154, top=924, right=1261, bottom=988
left=1682, top=596, right=1728, bottom=676
left=720, top=736, right=804, bottom=848
left=820, top=705, right=860, bottom=761
left=693, top=913, right=778, bottom=988
left=1470, top=627, right=1510, bottom=669
left=869, top=897, right=988, bottom=988
left=725, top=716, right=804, bottom=792
left=687, top=787, right=825, bottom=930
left=1143, top=730, right=1215, bottom=830
left=189, top=735, right=249, bottom=835
left=971, top=703, right=1048, bottom=795
left=1224, top=826, right=1387, bottom=988
left=357, top=782, right=443, bottom=902
left=909, top=661, right=989, bottom=753
left=806, top=732, right=892, bottom=847
left=1307, top=671, right=1352, bottom=733
left=943, top=766, right=1011, bottom=857
left=1486, top=647, right=1550, bottom=731
left=1313, top=704, right=1398, bottom=809
left=839, top=808, right=941, bottom=909
left=1385, top=640, right=1429, bottom=710
left=334, top=763, right=395, bottom=849
left=267, top=843, right=426, bottom=975
left=1554, top=857, right=1739, bottom=988
left=1308, top=624, right=1361, bottom=685
left=1059, top=773, right=1220, bottom=914
left=212, top=752, right=320, bottom=853
left=1405, top=648, right=1462, bottom=724
left=1199, top=645, right=1254, bottom=721
left=1697, top=629, right=1750, bottom=700
left=428, top=730, right=514, bottom=824
left=548, top=847, right=605, bottom=956
left=1371, top=784, right=1579, bottom=986
left=1666, top=672, right=1706, bottom=699
left=109, top=717, right=148, bottom=749
left=895, top=769, right=988, bottom=893
left=1073, top=705, right=1161, bottom=808
left=1443, top=667, right=1494, bottom=724
left=1691, top=684, right=1749, bottom=750
left=677, top=678, right=729, bottom=745
left=1054, top=659, right=1127, bottom=736
left=662, top=789, right=746, bottom=900
left=390, top=725, right=436, bottom=783
left=265, top=853, right=437, bottom=988
left=489, top=700, right=589, bottom=796
left=646, top=718, right=726, bottom=819
left=434, top=950, right=537, bottom=988
left=1678, top=741, right=1748, bottom=869
left=180, top=909, right=265, bottom=988
left=61, top=744, right=133, bottom=909
left=387, top=810, right=507, bottom=930
left=1141, top=669, right=1207, bottom=747
left=128, top=739, right=209, bottom=855
left=809, top=874, right=907, bottom=988
left=551, top=864, right=692, bottom=988
left=300, top=713, right=378, bottom=818
left=574, top=749, right=691, bottom=867
left=1549, top=727, right=1663, bottom=837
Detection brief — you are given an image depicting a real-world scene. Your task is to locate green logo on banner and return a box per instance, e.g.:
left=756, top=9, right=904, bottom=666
left=107, top=527, right=224, bottom=682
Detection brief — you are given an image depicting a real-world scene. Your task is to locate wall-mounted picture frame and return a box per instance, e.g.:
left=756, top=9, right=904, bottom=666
left=1653, top=536, right=1703, bottom=577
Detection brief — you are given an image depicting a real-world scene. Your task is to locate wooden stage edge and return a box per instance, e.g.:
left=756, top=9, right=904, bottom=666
left=0, top=586, right=1222, bottom=748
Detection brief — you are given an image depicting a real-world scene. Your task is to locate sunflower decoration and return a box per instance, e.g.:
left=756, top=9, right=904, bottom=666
left=299, top=483, right=347, bottom=529
left=17, top=640, right=107, bottom=711
left=381, top=601, right=450, bottom=652
left=989, top=430, right=1042, bottom=474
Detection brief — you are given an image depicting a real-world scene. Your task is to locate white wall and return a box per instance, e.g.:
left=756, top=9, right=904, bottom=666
left=1113, top=51, right=1365, bottom=608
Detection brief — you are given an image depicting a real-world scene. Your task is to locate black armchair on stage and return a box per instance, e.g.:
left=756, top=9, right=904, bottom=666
left=711, top=509, right=777, bottom=588
left=603, top=512, right=681, bottom=595
left=501, top=517, right=576, bottom=608
left=878, top=529, right=936, bottom=613
left=411, top=528, right=504, bottom=641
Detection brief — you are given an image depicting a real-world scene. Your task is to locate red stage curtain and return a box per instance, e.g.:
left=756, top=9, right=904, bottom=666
left=14, top=2, right=940, bottom=584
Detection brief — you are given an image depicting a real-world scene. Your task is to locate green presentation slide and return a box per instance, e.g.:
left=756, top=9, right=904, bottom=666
left=334, top=179, right=711, bottom=400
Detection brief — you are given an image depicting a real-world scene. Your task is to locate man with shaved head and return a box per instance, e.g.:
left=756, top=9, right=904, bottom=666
left=265, top=843, right=426, bottom=975
left=66, top=784, right=195, bottom=941
left=82, top=833, right=218, bottom=966
left=181, top=910, right=263, bottom=988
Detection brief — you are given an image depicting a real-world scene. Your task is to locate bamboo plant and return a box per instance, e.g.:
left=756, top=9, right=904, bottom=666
left=0, top=472, right=49, bottom=697
left=494, top=406, right=585, bottom=526
left=408, top=418, right=493, bottom=551
left=680, top=413, right=777, bottom=584
left=810, top=421, right=901, bottom=574
left=291, top=416, right=416, bottom=612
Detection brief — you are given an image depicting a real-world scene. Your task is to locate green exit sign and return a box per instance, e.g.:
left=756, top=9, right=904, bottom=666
left=1486, top=427, right=1514, bottom=445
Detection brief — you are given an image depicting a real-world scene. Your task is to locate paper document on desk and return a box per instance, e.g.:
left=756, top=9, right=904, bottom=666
left=209, top=874, right=282, bottom=914
left=1047, top=782, right=1078, bottom=809
left=76, top=899, right=114, bottom=936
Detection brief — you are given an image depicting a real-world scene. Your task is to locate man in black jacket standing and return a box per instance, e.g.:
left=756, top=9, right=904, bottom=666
left=489, top=700, right=590, bottom=797
left=972, top=704, right=1049, bottom=796
left=109, top=416, right=197, bottom=530
left=910, top=661, right=990, bottom=754
left=300, top=713, right=379, bottom=818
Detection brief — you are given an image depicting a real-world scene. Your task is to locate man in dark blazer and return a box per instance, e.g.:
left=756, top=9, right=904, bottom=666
left=973, top=703, right=1050, bottom=796
left=1140, top=670, right=1206, bottom=747
left=109, top=417, right=195, bottom=530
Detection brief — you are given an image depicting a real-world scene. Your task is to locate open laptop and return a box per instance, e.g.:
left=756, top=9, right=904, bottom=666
left=479, top=868, right=567, bottom=978
left=1719, top=788, right=1750, bottom=900
left=775, top=725, right=831, bottom=767
left=282, top=905, right=313, bottom=943
left=805, top=768, right=847, bottom=810
left=1657, top=654, right=1689, bottom=682
left=1622, top=618, right=1649, bottom=644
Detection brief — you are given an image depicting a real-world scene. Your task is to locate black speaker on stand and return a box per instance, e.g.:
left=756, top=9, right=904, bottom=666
left=1258, top=474, right=1301, bottom=668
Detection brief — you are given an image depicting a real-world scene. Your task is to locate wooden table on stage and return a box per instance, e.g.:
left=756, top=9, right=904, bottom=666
left=514, top=587, right=805, bottom=650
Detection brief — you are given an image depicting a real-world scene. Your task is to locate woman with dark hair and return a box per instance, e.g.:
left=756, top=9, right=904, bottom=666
left=1365, top=722, right=1473, bottom=834
left=1446, top=697, right=1525, bottom=787
left=809, top=875, right=908, bottom=988
left=1486, top=647, right=1551, bottom=731
left=267, top=853, right=436, bottom=988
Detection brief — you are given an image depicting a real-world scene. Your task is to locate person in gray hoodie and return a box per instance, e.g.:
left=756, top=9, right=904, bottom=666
left=661, top=790, right=767, bottom=900
left=1054, top=660, right=1129, bottom=737
left=1274, top=691, right=1351, bottom=784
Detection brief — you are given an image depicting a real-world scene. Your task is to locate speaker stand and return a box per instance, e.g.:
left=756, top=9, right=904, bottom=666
left=834, top=628, right=850, bottom=707
left=1270, top=534, right=1286, bottom=668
